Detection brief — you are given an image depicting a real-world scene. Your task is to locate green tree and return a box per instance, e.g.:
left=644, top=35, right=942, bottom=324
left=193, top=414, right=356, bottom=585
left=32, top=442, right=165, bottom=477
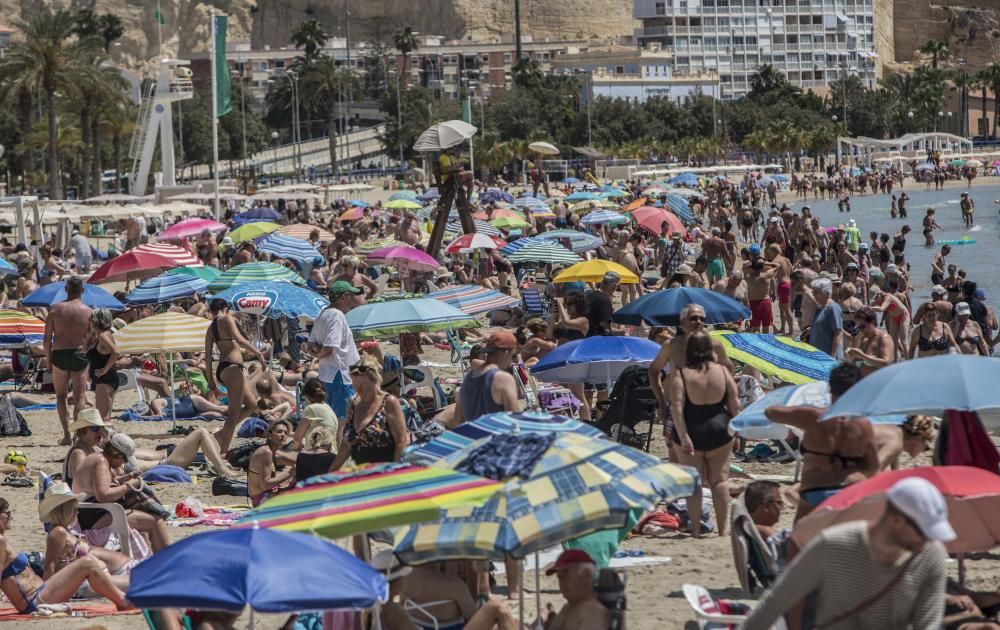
left=301, top=54, right=359, bottom=174
left=291, top=19, right=329, bottom=64
left=393, top=27, right=418, bottom=89
left=918, top=40, right=949, bottom=70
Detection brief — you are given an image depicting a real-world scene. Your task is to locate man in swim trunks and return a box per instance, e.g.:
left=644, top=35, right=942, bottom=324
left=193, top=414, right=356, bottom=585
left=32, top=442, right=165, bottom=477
left=765, top=243, right=794, bottom=336
left=43, top=276, right=92, bottom=445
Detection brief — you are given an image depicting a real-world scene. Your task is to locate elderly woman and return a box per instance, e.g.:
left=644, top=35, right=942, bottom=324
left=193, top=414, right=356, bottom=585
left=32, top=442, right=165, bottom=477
left=85, top=308, right=120, bottom=421
left=909, top=303, right=959, bottom=359
left=951, top=302, right=990, bottom=356
left=330, top=357, right=407, bottom=469
left=0, top=497, right=130, bottom=613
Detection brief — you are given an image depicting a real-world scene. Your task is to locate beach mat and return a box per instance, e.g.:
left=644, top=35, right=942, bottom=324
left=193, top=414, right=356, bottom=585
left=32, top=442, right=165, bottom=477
left=0, top=602, right=141, bottom=620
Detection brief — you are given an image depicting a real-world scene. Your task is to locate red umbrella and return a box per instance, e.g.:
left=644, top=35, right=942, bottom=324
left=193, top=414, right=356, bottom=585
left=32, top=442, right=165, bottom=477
left=630, top=206, right=685, bottom=237
left=87, top=250, right=185, bottom=284
left=445, top=233, right=506, bottom=254
left=793, top=466, right=1000, bottom=554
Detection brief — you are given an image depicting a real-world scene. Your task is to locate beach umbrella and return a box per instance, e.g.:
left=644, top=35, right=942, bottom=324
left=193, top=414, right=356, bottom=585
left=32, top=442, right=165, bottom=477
left=527, top=141, right=559, bottom=155
left=229, top=221, right=281, bottom=243
left=490, top=215, right=531, bottom=229
left=22, top=281, right=123, bottom=309
left=405, top=411, right=606, bottom=465
left=445, top=219, right=501, bottom=236
left=210, top=281, right=329, bottom=321
left=166, top=266, right=221, bottom=283
left=580, top=210, right=626, bottom=225
left=276, top=224, right=335, bottom=241
left=565, top=191, right=600, bottom=202
left=237, top=462, right=501, bottom=538
left=207, top=262, right=306, bottom=292
left=710, top=331, right=837, bottom=385
left=531, top=336, right=661, bottom=386
left=239, top=207, right=283, bottom=221
left=0, top=310, right=45, bottom=347
left=535, top=230, right=602, bottom=253
left=366, top=244, right=440, bottom=272
left=87, top=250, right=186, bottom=284
left=445, top=233, right=506, bottom=254
left=132, top=243, right=203, bottom=268
left=631, top=206, right=686, bottom=237
left=124, top=274, right=209, bottom=305
left=385, top=199, right=422, bottom=210
left=792, top=467, right=1000, bottom=555
left=127, top=528, right=387, bottom=613
left=504, top=241, right=582, bottom=265
left=665, top=194, right=697, bottom=224
left=413, top=120, right=478, bottom=152
left=822, top=354, right=1000, bottom=425
left=612, top=287, right=750, bottom=326
left=158, top=218, right=227, bottom=241
left=480, top=188, right=515, bottom=204
left=114, top=312, right=210, bottom=354
left=553, top=260, right=639, bottom=284
left=257, top=233, right=322, bottom=264
left=346, top=298, right=479, bottom=338
left=427, top=285, right=521, bottom=316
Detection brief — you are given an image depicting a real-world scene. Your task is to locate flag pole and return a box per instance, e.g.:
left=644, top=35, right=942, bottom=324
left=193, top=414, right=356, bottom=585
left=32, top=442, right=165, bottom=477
left=210, top=11, right=221, bottom=221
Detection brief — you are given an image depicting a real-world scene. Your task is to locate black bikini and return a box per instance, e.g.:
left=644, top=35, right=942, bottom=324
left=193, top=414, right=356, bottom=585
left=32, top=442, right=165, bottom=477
left=211, top=319, right=245, bottom=381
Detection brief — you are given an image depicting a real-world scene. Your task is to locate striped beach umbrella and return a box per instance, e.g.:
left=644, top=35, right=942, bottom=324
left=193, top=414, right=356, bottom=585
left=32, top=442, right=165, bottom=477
left=229, top=222, right=281, bottom=244
left=236, top=462, right=502, bottom=539
left=257, top=233, right=322, bottom=264
left=0, top=310, right=45, bottom=347
left=277, top=224, right=335, bottom=241
left=426, top=285, right=521, bottom=316
left=125, top=274, right=209, bottom=305
left=133, top=243, right=203, bottom=268
left=504, top=241, right=581, bottom=265
left=346, top=298, right=479, bottom=338
left=207, top=262, right=306, bottom=292
left=114, top=312, right=211, bottom=354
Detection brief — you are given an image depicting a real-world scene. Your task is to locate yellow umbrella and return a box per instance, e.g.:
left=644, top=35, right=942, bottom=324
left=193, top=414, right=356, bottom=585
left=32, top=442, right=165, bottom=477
left=490, top=215, right=531, bottom=229
left=552, top=260, right=639, bottom=284
left=114, top=312, right=211, bottom=354
left=229, top=221, right=281, bottom=243
left=385, top=199, right=422, bottom=210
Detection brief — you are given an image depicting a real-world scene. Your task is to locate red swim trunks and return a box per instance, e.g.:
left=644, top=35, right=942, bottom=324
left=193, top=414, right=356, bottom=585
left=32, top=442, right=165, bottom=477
left=749, top=298, right=774, bottom=328
left=777, top=280, right=792, bottom=305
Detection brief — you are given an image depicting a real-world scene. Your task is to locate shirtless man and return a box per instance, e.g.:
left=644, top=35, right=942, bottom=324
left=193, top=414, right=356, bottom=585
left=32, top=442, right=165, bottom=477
left=844, top=307, right=895, bottom=375
left=744, top=248, right=780, bottom=333
left=43, top=276, right=92, bottom=445
left=248, top=419, right=296, bottom=507
left=702, top=228, right=728, bottom=284
left=765, top=244, right=793, bottom=335
left=543, top=551, right=611, bottom=630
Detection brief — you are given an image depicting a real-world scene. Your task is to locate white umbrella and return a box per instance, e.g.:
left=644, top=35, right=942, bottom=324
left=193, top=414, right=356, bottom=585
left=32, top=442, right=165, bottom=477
left=413, top=120, right=478, bottom=152
left=528, top=141, right=560, bottom=156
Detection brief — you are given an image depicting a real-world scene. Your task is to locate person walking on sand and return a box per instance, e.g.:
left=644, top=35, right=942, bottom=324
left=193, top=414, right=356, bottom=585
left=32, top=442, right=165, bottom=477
left=43, top=276, right=92, bottom=445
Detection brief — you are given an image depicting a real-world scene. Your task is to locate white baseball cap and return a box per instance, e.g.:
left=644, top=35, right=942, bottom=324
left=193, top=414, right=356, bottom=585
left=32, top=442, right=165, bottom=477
left=887, top=477, right=956, bottom=543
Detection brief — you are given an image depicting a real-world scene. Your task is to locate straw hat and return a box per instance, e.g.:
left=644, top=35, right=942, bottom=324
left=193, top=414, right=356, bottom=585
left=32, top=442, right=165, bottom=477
left=38, top=482, right=80, bottom=522
left=68, top=408, right=107, bottom=433
left=370, top=550, right=413, bottom=581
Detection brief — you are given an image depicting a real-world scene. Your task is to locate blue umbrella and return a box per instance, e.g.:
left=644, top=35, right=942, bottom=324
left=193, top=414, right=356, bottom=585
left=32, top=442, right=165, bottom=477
left=22, top=281, right=124, bottom=309
left=531, top=336, right=662, bottom=385
left=580, top=210, right=626, bottom=225
left=240, top=207, right=283, bottom=221
left=0, top=259, right=16, bottom=276
left=613, top=287, right=750, bottom=326
left=822, top=355, right=1000, bottom=426
left=565, top=191, right=600, bottom=202
left=257, top=233, right=322, bottom=264
left=125, top=273, right=208, bottom=305
left=126, top=528, right=387, bottom=613
left=418, top=187, right=440, bottom=201
left=535, top=229, right=602, bottom=253
left=211, top=281, right=329, bottom=320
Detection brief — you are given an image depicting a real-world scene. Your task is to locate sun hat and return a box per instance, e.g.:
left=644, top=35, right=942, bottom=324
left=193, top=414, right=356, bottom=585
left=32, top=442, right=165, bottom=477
left=68, top=408, right=107, bottom=433
left=545, top=549, right=595, bottom=575
left=38, top=482, right=80, bottom=522
left=955, top=302, right=972, bottom=316
left=370, top=550, right=413, bottom=581
left=887, top=477, right=956, bottom=543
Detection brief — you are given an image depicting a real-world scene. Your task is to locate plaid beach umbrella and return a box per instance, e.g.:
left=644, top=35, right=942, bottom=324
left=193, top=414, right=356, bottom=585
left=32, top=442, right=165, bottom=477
left=229, top=221, right=281, bottom=244
left=114, top=312, right=211, bottom=354
left=504, top=242, right=582, bottom=265
left=346, top=298, right=479, bottom=338
left=257, top=233, right=322, bottom=264
left=125, top=273, right=209, bottom=305
left=0, top=310, right=45, bottom=347
left=207, top=262, right=306, bottom=292
left=236, top=463, right=502, bottom=539
left=709, top=331, right=837, bottom=385
left=426, top=285, right=521, bottom=316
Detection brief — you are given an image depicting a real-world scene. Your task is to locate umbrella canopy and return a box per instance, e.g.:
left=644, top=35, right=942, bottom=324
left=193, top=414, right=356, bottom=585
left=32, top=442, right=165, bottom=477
left=0, top=310, right=45, bottom=347
left=427, top=285, right=521, bottom=315
left=580, top=210, right=627, bottom=225
left=210, top=281, right=329, bottom=321
left=87, top=250, right=184, bottom=284
left=631, top=206, right=686, bottom=236
left=133, top=243, right=203, bottom=268
left=710, top=331, right=837, bottom=385
left=385, top=199, right=422, bottom=210
left=125, top=274, right=209, bottom=305
left=413, top=120, right=478, bottom=152
left=366, top=244, right=440, bottom=272
left=528, top=141, right=559, bottom=155
left=347, top=298, right=479, bottom=338
left=405, top=411, right=606, bottom=465
left=238, top=462, right=501, bottom=538
left=531, top=336, right=661, bottom=385
left=207, top=262, right=307, bottom=292
left=445, top=233, right=506, bottom=254
left=114, top=312, right=211, bottom=354
left=127, top=528, right=387, bottom=613
left=166, top=266, right=221, bottom=283
left=793, top=467, right=1000, bottom=554
left=277, top=224, right=335, bottom=241
left=553, top=260, right=639, bottom=284
left=534, top=230, right=602, bottom=253
left=229, top=221, right=281, bottom=243
left=158, top=218, right=227, bottom=241
left=257, top=233, right=322, bottom=264
left=239, top=207, right=283, bottom=221
left=490, top=215, right=531, bottom=229
left=504, top=242, right=582, bottom=265
left=822, top=355, right=1000, bottom=422
left=613, top=287, right=750, bottom=326
left=22, top=281, right=123, bottom=309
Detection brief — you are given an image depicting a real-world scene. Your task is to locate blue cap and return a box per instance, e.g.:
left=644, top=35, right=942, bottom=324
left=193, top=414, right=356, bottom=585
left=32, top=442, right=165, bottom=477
left=748, top=244, right=762, bottom=256
left=974, top=289, right=985, bottom=299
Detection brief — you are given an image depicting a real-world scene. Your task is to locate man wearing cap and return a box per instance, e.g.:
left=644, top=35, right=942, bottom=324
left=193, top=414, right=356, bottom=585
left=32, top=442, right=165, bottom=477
left=307, top=281, right=362, bottom=419
left=543, top=550, right=610, bottom=630
left=44, top=276, right=92, bottom=446
left=743, top=477, right=951, bottom=630
left=452, top=330, right=519, bottom=425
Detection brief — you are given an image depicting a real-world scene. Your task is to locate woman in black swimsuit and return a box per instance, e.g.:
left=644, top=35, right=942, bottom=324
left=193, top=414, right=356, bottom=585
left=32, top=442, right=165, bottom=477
left=669, top=332, right=739, bottom=538
left=85, top=309, right=119, bottom=421
left=908, top=304, right=959, bottom=359
left=547, top=292, right=591, bottom=420
left=205, top=299, right=265, bottom=453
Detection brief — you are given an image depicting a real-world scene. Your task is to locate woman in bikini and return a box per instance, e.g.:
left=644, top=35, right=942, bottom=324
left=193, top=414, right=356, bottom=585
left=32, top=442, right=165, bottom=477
left=330, top=357, right=407, bottom=469
left=205, top=298, right=265, bottom=453
left=0, top=497, right=130, bottom=614
left=908, top=304, right=959, bottom=359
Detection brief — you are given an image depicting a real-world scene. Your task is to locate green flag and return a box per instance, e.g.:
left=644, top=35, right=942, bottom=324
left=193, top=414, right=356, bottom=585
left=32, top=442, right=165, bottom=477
left=462, top=96, right=471, bottom=124
left=213, top=15, right=232, bottom=117
left=154, top=8, right=165, bottom=25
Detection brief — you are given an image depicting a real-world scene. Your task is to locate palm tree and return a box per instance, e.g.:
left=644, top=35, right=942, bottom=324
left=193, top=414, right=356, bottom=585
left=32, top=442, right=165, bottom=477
left=393, top=27, right=418, bottom=90
left=291, top=19, right=329, bottom=64
left=301, top=54, right=357, bottom=175
left=918, top=40, right=949, bottom=69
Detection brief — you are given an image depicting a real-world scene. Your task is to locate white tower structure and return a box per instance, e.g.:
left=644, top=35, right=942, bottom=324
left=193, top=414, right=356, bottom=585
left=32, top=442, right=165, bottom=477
left=129, top=58, right=194, bottom=196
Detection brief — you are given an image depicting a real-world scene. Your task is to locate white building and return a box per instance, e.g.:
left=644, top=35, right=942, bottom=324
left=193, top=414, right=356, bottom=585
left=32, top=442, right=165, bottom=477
left=632, top=0, right=879, bottom=99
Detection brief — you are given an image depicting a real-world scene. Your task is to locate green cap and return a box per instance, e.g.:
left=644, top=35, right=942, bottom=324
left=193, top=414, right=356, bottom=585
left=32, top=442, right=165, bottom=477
left=328, top=280, right=363, bottom=296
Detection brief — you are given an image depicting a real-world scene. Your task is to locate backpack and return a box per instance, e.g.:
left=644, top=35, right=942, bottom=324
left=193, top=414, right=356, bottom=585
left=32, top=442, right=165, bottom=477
left=0, top=396, right=30, bottom=437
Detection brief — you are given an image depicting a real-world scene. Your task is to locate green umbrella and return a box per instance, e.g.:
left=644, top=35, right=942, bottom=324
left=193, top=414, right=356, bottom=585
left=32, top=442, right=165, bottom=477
left=166, top=266, right=221, bottom=282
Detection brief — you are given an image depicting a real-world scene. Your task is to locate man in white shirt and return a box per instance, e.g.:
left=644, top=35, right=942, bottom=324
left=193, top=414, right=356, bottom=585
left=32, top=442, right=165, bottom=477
left=307, top=280, right=362, bottom=418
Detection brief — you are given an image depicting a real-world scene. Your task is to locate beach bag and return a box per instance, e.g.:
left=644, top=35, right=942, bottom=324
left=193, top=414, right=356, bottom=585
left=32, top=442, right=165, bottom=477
left=0, top=396, right=30, bottom=437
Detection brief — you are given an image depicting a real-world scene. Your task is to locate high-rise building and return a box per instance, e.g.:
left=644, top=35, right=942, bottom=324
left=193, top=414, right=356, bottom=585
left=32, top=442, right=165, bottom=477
left=632, top=0, right=879, bottom=99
